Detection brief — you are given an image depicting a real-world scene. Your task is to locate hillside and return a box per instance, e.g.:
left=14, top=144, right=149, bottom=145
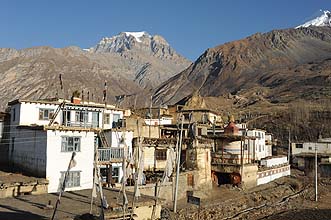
left=0, top=32, right=190, bottom=110
left=152, top=26, right=331, bottom=142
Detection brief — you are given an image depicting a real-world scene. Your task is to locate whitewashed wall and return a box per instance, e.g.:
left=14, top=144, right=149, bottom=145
left=0, top=121, right=3, bottom=140
left=11, top=102, right=60, bottom=126
left=260, top=156, right=288, bottom=167
left=103, top=130, right=133, bottom=182
left=9, top=128, right=47, bottom=176
left=46, top=130, right=94, bottom=193
left=103, top=109, right=124, bottom=129
left=144, top=117, right=172, bottom=126
left=292, top=142, right=331, bottom=155
left=10, top=101, right=125, bottom=129
left=257, top=165, right=290, bottom=185
left=247, top=129, right=266, bottom=160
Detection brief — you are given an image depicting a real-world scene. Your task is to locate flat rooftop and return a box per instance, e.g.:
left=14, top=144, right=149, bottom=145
left=0, top=187, right=158, bottom=220
left=0, top=170, right=47, bottom=187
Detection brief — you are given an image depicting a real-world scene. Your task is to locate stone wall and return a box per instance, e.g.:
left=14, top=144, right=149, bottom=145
left=241, top=164, right=258, bottom=189
left=0, top=181, right=48, bottom=198
left=126, top=170, right=211, bottom=204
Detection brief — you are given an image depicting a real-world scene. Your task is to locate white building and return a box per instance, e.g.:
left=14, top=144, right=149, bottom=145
left=144, top=116, right=173, bottom=126
left=237, top=127, right=270, bottom=161
left=8, top=98, right=133, bottom=193
left=246, top=129, right=269, bottom=160
left=265, top=133, right=273, bottom=158
left=291, top=138, right=331, bottom=156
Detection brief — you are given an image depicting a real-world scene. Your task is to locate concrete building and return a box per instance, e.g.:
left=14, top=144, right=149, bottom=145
left=0, top=112, right=5, bottom=141
left=246, top=129, right=269, bottom=160
left=291, top=138, right=331, bottom=156
left=291, top=138, right=331, bottom=177
left=7, top=98, right=133, bottom=193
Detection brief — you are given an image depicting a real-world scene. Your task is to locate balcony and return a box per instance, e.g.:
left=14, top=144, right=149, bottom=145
left=63, top=121, right=99, bottom=128
left=98, top=147, right=124, bottom=163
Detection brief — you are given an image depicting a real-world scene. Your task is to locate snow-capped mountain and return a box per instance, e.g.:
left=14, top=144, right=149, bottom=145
left=90, top=31, right=151, bottom=53
left=88, top=31, right=191, bottom=88
left=89, top=31, right=186, bottom=61
left=296, top=10, right=331, bottom=28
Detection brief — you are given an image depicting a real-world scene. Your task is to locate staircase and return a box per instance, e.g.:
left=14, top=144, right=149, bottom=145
left=98, top=130, right=110, bottom=148
left=48, top=102, right=65, bottom=126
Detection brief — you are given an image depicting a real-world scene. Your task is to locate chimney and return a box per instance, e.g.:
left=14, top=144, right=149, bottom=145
left=72, top=97, right=81, bottom=104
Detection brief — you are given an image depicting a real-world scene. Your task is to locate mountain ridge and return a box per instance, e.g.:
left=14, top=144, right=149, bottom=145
left=0, top=31, right=191, bottom=110
left=153, top=26, right=331, bottom=105
left=87, top=31, right=191, bottom=88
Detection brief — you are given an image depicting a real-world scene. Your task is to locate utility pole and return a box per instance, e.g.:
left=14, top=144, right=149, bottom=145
left=173, top=115, right=184, bottom=213
left=149, top=95, right=152, bottom=139
left=315, top=142, right=318, bottom=202
left=240, top=135, right=243, bottom=183
left=158, top=104, right=161, bottom=138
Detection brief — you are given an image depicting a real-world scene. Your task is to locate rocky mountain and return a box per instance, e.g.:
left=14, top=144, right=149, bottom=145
left=88, top=31, right=191, bottom=88
left=151, top=11, right=331, bottom=142
left=0, top=32, right=190, bottom=110
left=0, top=46, right=143, bottom=110
left=153, top=26, right=331, bottom=105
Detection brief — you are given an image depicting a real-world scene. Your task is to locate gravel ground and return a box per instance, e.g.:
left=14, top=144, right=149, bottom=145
left=162, top=172, right=331, bottom=220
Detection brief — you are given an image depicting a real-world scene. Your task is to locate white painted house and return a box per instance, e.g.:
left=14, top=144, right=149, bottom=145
left=246, top=129, right=269, bottom=160
left=291, top=138, right=331, bottom=156
left=144, top=116, right=173, bottom=126
left=8, top=98, right=133, bottom=193
left=238, top=128, right=270, bottom=161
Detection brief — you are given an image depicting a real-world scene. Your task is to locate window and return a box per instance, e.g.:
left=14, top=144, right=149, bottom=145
left=202, top=114, right=208, bottom=123
left=296, top=143, right=303, bottom=148
left=155, top=149, right=167, bottom=160
left=61, top=136, right=81, bottom=152
left=112, top=167, right=119, bottom=183
left=60, top=171, right=80, bottom=188
left=259, top=145, right=261, bottom=152
left=12, top=108, right=16, bottom=121
left=75, top=111, right=88, bottom=123
left=39, top=108, right=54, bottom=120
left=104, top=113, right=110, bottom=124
left=187, top=173, right=194, bottom=187
left=112, top=114, right=121, bottom=128
left=198, top=128, right=202, bottom=136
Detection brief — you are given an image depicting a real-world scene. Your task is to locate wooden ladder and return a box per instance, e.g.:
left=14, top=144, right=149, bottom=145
left=48, top=102, right=65, bottom=126
left=98, top=130, right=110, bottom=148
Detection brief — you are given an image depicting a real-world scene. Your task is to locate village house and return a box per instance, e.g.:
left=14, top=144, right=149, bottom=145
left=0, top=112, right=9, bottom=164
left=7, top=98, right=133, bottom=193
left=211, top=117, right=288, bottom=188
left=291, top=137, right=331, bottom=177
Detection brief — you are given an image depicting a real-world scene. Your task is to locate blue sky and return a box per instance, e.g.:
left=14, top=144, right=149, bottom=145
left=0, top=0, right=330, bottom=60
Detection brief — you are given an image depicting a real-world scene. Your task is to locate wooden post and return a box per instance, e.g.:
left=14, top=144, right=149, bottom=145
left=51, top=152, right=76, bottom=220
left=240, top=136, right=243, bottom=184
left=173, top=115, right=184, bottom=213
left=315, top=143, right=318, bottom=202
left=288, top=129, right=291, bottom=163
